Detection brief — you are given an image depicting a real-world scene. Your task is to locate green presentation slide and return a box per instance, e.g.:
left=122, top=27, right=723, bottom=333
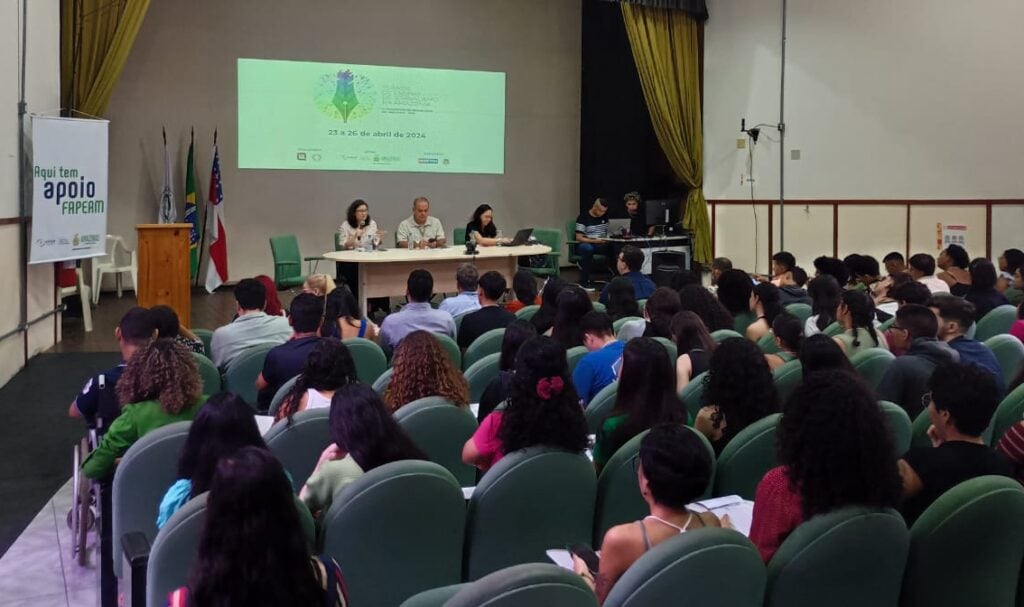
left=237, top=59, right=506, bottom=174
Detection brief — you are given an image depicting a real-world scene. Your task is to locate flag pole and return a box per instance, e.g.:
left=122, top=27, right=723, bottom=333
left=195, top=127, right=214, bottom=288
left=190, top=126, right=203, bottom=287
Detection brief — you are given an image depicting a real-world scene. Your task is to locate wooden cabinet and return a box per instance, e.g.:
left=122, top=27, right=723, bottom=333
left=136, top=224, right=191, bottom=327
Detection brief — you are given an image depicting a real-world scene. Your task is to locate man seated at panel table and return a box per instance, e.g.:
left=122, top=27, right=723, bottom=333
left=379, top=269, right=457, bottom=354
left=396, top=196, right=446, bottom=249
left=210, top=278, right=292, bottom=370
left=599, top=245, right=655, bottom=306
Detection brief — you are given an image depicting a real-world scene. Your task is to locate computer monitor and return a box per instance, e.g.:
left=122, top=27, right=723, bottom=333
left=645, top=198, right=682, bottom=226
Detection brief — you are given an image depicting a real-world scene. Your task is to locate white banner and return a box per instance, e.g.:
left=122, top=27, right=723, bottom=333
left=29, top=116, right=109, bottom=264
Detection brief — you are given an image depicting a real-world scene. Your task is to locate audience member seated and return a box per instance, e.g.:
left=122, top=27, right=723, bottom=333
left=169, top=447, right=350, bottom=607
left=804, top=274, right=841, bottom=337
left=254, top=275, right=286, bottom=316
left=465, top=203, right=506, bottom=246
left=302, top=274, right=336, bottom=297
left=384, top=330, right=469, bottom=412
left=506, top=269, right=541, bottom=314
left=378, top=270, right=456, bottom=353
left=551, top=285, right=594, bottom=348
left=833, top=290, right=888, bottom=356
left=745, top=283, right=784, bottom=342
left=764, top=313, right=803, bottom=370
left=604, top=277, right=640, bottom=321
left=669, top=269, right=701, bottom=291
left=457, top=271, right=515, bottom=350
left=965, top=258, right=1009, bottom=321
left=210, top=278, right=292, bottom=370
left=599, top=245, right=655, bottom=306
left=150, top=305, right=204, bottom=354
left=69, top=306, right=156, bottom=421
left=322, top=285, right=379, bottom=341
left=573, top=312, right=625, bottom=405
left=764, top=251, right=795, bottom=286
left=575, top=197, right=611, bottom=288
left=274, top=339, right=358, bottom=422
left=812, top=255, right=850, bottom=287
left=396, top=196, right=446, bottom=249
left=777, top=266, right=813, bottom=306
left=463, top=336, right=589, bottom=472
left=576, top=425, right=719, bottom=602
left=749, top=370, right=902, bottom=562
left=883, top=251, right=907, bottom=278
left=694, top=338, right=779, bottom=455
left=301, top=383, right=427, bottom=516
left=877, top=304, right=959, bottom=417
left=671, top=311, right=716, bottom=391
left=929, top=295, right=1006, bottom=393
left=906, top=253, right=951, bottom=295
left=873, top=271, right=913, bottom=313
left=710, top=257, right=732, bottom=286
left=898, top=363, right=1012, bottom=523
left=887, top=279, right=931, bottom=307
left=996, top=248, right=1024, bottom=296
left=530, top=277, right=568, bottom=335
left=158, top=393, right=267, bottom=528
left=618, top=287, right=681, bottom=342
left=717, top=269, right=756, bottom=332
left=624, top=191, right=654, bottom=237
left=256, top=293, right=323, bottom=411
left=478, top=320, right=537, bottom=420
left=592, top=339, right=686, bottom=471
left=799, top=334, right=855, bottom=375
left=82, top=339, right=205, bottom=479
left=439, top=263, right=481, bottom=317
left=848, top=254, right=883, bottom=295
left=678, top=284, right=734, bottom=333
left=937, top=244, right=972, bottom=296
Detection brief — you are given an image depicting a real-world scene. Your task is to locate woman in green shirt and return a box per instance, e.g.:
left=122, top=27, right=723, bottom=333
left=82, top=339, right=205, bottom=479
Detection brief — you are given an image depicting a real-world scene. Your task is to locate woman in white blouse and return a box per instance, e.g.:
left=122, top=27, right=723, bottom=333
left=338, top=199, right=380, bottom=250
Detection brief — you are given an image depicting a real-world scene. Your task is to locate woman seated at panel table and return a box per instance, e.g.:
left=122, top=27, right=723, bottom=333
left=338, top=198, right=380, bottom=250
left=465, top=204, right=511, bottom=246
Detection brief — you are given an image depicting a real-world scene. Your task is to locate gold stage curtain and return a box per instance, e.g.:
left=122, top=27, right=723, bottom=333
left=61, top=0, right=150, bottom=117
left=621, top=3, right=711, bottom=264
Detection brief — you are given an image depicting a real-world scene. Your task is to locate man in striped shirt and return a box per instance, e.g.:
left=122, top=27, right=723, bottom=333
left=575, top=197, right=610, bottom=288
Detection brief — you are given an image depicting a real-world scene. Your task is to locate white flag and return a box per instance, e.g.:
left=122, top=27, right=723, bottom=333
left=159, top=128, right=177, bottom=223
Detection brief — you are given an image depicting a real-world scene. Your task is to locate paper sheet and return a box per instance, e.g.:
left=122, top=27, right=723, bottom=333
left=254, top=415, right=275, bottom=436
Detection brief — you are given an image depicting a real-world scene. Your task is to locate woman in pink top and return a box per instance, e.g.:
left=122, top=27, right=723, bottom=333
left=462, top=336, right=588, bottom=472
left=749, top=370, right=902, bottom=562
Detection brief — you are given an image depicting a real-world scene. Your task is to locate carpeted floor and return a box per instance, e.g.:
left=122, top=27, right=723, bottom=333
left=0, top=351, right=121, bottom=558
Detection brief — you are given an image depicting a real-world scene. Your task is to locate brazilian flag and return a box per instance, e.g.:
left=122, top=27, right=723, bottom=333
left=184, top=129, right=199, bottom=278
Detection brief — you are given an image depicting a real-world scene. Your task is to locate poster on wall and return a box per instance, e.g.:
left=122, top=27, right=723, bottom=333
left=936, top=223, right=967, bottom=252
left=29, top=116, right=109, bottom=264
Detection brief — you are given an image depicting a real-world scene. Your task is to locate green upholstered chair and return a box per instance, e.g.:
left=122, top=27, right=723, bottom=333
left=713, top=413, right=782, bottom=499
left=192, top=352, right=222, bottom=396
left=711, top=329, right=744, bottom=343
left=613, top=316, right=643, bottom=335
left=566, top=346, right=589, bottom=374
left=341, top=337, right=388, bottom=384
left=681, top=371, right=708, bottom=421
left=593, top=427, right=715, bottom=548
left=394, top=397, right=478, bottom=486
left=851, top=348, right=896, bottom=391
left=878, top=317, right=896, bottom=331
left=464, top=447, right=596, bottom=581
left=605, top=528, right=766, bottom=607
left=984, top=333, right=1024, bottom=384
left=766, top=507, right=909, bottom=607
left=264, top=408, right=332, bottom=492
left=637, top=299, right=647, bottom=315
left=267, top=375, right=299, bottom=418
left=909, top=408, right=932, bottom=450
left=758, top=330, right=780, bottom=354
left=584, top=381, right=618, bottom=434
left=772, top=360, right=803, bottom=405
left=733, top=311, right=757, bottom=334
left=989, top=382, right=1024, bottom=445
left=592, top=301, right=607, bottom=313
left=401, top=563, right=598, bottom=607
left=652, top=336, right=678, bottom=362
left=453, top=227, right=467, bottom=247
left=784, top=303, right=813, bottom=324
left=465, top=353, right=502, bottom=404
left=112, top=421, right=191, bottom=578
left=823, top=321, right=843, bottom=337
left=523, top=228, right=562, bottom=278
left=222, top=343, right=275, bottom=410
left=975, top=304, right=1017, bottom=342
left=901, top=476, right=1024, bottom=607
left=433, top=333, right=462, bottom=369
left=454, top=311, right=470, bottom=334
left=269, top=234, right=317, bottom=289
left=372, top=367, right=393, bottom=395
left=323, top=461, right=466, bottom=607
left=463, top=328, right=506, bottom=371
left=192, top=328, right=213, bottom=357
left=879, top=400, right=913, bottom=456
left=514, top=305, right=540, bottom=321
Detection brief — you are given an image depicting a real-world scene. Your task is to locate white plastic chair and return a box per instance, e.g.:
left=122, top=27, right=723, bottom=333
left=60, top=267, right=93, bottom=332
left=92, top=235, right=138, bottom=304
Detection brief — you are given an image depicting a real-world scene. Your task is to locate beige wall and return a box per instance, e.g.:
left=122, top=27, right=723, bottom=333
left=104, top=0, right=582, bottom=284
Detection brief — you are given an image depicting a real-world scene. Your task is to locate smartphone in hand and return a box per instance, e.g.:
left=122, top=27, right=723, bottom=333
left=568, top=543, right=600, bottom=575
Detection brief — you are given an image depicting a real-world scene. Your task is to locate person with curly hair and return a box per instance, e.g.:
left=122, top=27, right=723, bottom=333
left=384, top=330, right=469, bottom=412
left=936, top=243, right=971, bottom=296
left=82, top=339, right=205, bottom=479
left=463, top=336, right=589, bottom=472
left=677, top=284, right=734, bottom=333
left=275, top=338, right=359, bottom=422
left=694, top=338, right=779, bottom=455
left=749, top=370, right=902, bottom=562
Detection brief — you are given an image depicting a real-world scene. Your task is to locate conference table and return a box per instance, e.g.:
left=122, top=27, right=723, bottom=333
left=322, top=244, right=551, bottom=316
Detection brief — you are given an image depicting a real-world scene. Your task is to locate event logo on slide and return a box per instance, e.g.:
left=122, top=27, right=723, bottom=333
left=314, top=69, right=376, bottom=122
